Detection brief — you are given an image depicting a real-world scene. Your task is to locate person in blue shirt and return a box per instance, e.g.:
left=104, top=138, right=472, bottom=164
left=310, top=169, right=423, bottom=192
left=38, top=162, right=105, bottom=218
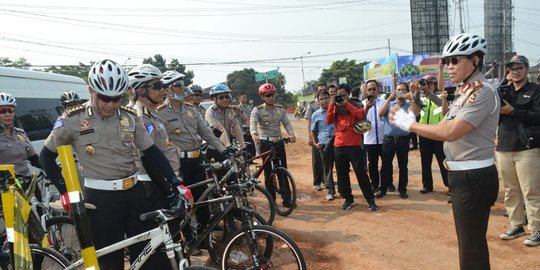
left=377, top=82, right=413, bottom=199
left=311, top=89, right=336, bottom=201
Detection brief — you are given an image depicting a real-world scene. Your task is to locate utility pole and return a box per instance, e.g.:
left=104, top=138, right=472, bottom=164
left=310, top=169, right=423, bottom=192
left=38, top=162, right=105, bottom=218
left=456, top=0, right=465, bottom=33
left=299, top=52, right=310, bottom=96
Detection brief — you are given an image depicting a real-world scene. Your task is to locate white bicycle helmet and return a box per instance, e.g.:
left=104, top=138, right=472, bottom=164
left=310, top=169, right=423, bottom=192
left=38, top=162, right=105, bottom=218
left=88, top=59, right=129, bottom=97
left=161, top=70, right=185, bottom=87
left=187, top=84, right=203, bottom=94
left=352, top=120, right=372, bottom=134
left=442, top=33, right=487, bottom=57
left=60, top=91, right=81, bottom=105
left=209, top=84, right=231, bottom=97
left=0, top=92, right=16, bottom=107
left=128, top=64, right=163, bottom=90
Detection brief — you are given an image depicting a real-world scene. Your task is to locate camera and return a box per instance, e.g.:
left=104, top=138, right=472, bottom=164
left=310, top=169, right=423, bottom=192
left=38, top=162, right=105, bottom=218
left=367, top=95, right=374, bottom=102
left=334, top=95, right=344, bottom=103
left=419, top=79, right=426, bottom=86
left=396, top=92, right=404, bottom=98
left=444, top=86, right=456, bottom=102
left=498, top=84, right=512, bottom=103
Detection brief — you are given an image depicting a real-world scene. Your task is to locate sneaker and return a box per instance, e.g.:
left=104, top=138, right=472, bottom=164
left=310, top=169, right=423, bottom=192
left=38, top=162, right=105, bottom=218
left=388, top=184, right=396, bottom=192
left=342, top=200, right=355, bottom=210
left=325, top=192, right=334, bottom=201
left=500, top=225, right=525, bottom=240
left=399, top=192, right=409, bottom=199
left=375, top=190, right=386, bottom=198
left=367, top=200, right=378, bottom=211
left=313, top=185, right=322, bottom=191
left=282, top=199, right=294, bottom=208
left=420, top=188, right=433, bottom=194
left=524, top=231, right=540, bottom=246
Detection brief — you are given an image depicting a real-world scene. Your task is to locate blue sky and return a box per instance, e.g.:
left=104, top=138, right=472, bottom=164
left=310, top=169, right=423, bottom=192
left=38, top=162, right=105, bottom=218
left=0, top=0, right=537, bottom=91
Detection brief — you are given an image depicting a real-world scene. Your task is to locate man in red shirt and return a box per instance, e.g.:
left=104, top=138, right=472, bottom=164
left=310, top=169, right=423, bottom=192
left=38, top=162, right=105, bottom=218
left=327, top=83, right=378, bottom=211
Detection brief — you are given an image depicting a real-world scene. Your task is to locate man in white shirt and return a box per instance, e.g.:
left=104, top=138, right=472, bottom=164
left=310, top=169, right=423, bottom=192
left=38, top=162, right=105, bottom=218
left=363, top=80, right=386, bottom=192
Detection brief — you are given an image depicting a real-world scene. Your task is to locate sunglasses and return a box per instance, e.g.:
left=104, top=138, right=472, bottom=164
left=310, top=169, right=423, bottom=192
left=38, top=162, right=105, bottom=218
left=264, top=93, right=274, bottom=98
left=0, top=107, right=15, bottom=114
left=366, top=87, right=377, bottom=91
left=172, top=81, right=184, bottom=88
left=217, top=95, right=231, bottom=100
left=442, top=56, right=468, bottom=66
left=145, top=82, right=164, bottom=90
left=97, top=94, right=123, bottom=103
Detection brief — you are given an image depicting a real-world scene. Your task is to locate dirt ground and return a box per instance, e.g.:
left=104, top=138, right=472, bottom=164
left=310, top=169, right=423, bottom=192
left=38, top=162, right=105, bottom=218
left=271, top=117, right=537, bottom=270
left=193, top=117, right=538, bottom=270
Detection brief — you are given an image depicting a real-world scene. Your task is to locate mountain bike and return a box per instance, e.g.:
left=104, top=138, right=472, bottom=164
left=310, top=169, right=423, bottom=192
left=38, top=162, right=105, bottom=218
left=240, top=138, right=297, bottom=216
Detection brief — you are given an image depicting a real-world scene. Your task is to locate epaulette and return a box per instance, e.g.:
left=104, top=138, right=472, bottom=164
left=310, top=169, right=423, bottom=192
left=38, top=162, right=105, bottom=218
left=184, top=102, right=195, bottom=108
left=156, top=103, right=167, bottom=111
left=275, top=104, right=283, bottom=108
left=256, top=104, right=264, bottom=109
left=209, top=104, right=218, bottom=110
left=230, top=105, right=242, bottom=112
left=65, top=105, right=85, bottom=117
left=119, top=105, right=137, bottom=115
left=142, top=106, right=157, bottom=119
left=472, top=80, right=484, bottom=89
left=13, top=127, right=26, bottom=134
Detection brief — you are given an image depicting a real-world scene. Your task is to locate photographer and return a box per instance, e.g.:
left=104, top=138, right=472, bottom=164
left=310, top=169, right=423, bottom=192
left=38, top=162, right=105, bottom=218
left=496, top=55, right=540, bottom=247
left=326, top=83, right=377, bottom=211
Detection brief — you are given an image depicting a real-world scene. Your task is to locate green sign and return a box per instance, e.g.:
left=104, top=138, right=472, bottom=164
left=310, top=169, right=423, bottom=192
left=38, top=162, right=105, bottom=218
left=266, top=70, right=279, bottom=80
left=255, top=73, right=266, bottom=82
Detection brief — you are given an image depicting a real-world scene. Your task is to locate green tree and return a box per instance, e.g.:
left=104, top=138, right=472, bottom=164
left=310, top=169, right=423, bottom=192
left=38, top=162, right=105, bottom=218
left=45, top=62, right=91, bottom=81
left=0, top=57, right=31, bottom=69
left=319, top=59, right=368, bottom=87
left=143, top=54, right=194, bottom=85
left=226, top=69, right=294, bottom=107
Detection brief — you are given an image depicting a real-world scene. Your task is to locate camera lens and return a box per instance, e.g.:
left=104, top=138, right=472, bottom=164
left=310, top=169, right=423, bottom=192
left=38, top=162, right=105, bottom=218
left=335, top=95, right=343, bottom=102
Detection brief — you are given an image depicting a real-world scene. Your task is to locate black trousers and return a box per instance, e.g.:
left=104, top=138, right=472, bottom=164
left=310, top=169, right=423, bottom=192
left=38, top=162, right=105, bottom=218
left=85, top=183, right=161, bottom=270
left=318, top=144, right=335, bottom=194
left=365, top=144, right=383, bottom=190
left=180, top=156, right=210, bottom=238
left=334, top=146, right=374, bottom=202
left=381, top=135, right=409, bottom=193
left=449, top=165, right=498, bottom=270
left=242, top=127, right=256, bottom=158
left=260, top=140, right=291, bottom=202
left=312, top=146, right=324, bottom=186
left=419, top=136, right=448, bottom=189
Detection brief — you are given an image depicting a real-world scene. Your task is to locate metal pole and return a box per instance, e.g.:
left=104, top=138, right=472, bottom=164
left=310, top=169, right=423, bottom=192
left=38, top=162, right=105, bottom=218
left=301, top=56, right=306, bottom=95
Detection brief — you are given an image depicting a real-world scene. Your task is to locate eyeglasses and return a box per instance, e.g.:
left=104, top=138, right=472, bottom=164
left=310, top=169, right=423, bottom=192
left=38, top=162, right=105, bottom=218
left=509, top=66, right=525, bottom=73
left=0, top=107, right=15, bottom=114
left=97, top=94, right=123, bottom=103
left=442, top=56, right=468, bottom=66
left=217, top=95, right=231, bottom=100
left=264, top=93, right=274, bottom=98
left=366, top=87, right=377, bottom=91
left=145, top=82, right=164, bottom=90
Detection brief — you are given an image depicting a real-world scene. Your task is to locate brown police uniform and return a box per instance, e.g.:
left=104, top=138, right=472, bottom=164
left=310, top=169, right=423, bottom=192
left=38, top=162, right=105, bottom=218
left=43, top=101, right=156, bottom=269
left=205, top=104, right=246, bottom=148
left=0, top=127, right=36, bottom=176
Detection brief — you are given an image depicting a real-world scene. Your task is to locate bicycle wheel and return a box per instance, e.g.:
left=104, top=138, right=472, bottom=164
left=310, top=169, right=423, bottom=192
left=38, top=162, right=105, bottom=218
left=45, top=216, right=80, bottom=262
left=272, top=167, right=297, bottom=216
left=30, top=244, right=71, bottom=269
left=245, top=184, right=276, bottom=226
left=221, top=225, right=306, bottom=270
left=207, top=207, right=267, bottom=265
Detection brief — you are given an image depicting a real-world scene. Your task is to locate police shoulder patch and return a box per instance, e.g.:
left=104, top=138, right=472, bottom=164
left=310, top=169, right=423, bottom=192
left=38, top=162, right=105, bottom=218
left=120, top=105, right=137, bottom=115
left=256, top=104, right=264, bottom=109
left=275, top=104, right=283, bottom=108
left=156, top=103, right=167, bottom=111
left=65, top=105, right=85, bottom=117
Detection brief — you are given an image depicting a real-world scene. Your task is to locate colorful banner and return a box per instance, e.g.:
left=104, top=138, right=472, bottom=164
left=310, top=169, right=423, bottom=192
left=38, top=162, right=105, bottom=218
left=363, top=54, right=398, bottom=93
left=398, top=53, right=450, bottom=85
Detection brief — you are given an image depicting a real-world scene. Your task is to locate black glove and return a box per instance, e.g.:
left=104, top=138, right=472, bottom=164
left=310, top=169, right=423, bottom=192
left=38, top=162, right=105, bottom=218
left=222, top=146, right=236, bottom=157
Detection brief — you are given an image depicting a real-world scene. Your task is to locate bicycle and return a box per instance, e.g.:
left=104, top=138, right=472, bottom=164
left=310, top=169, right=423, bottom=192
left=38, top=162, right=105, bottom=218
left=240, top=138, right=297, bottom=216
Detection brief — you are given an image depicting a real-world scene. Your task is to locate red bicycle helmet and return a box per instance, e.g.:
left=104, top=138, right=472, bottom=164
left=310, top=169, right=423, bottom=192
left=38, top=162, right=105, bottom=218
left=258, top=83, right=276, bottom=95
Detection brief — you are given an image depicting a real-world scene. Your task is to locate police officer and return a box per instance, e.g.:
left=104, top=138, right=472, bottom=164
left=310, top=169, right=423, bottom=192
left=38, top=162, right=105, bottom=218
left=157, top=75, right=229, bottom=245
left=39, top=59, right=186, bottom=269
left=60, top=91, right=83, bottom=112
left=187, top=84, right=206, bottom=117
left=128, top=66, right=182, bottom=210
left=250, top=83, right=296, bottom=207
left=391, top=33, right=500, bottom=270
left=238, top=94, right=256, bottom=158
left=205, top=84, right=246, bottom=161
left=0, top=92, right=41, bottom=177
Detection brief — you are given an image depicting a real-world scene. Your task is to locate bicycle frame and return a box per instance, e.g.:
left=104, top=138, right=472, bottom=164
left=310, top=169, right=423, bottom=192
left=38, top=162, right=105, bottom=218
left=65, top=217, right=180, bottom=270
left=244, top=141, right=284, bottom=179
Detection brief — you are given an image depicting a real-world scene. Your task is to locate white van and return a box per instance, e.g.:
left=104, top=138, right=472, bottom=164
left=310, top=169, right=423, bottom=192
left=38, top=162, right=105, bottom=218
left=0, top=67, right=89, bottom=152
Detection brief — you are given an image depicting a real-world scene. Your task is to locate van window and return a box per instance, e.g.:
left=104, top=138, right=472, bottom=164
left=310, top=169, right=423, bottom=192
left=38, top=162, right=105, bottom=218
left=14, top=97, right=62, bottom=141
